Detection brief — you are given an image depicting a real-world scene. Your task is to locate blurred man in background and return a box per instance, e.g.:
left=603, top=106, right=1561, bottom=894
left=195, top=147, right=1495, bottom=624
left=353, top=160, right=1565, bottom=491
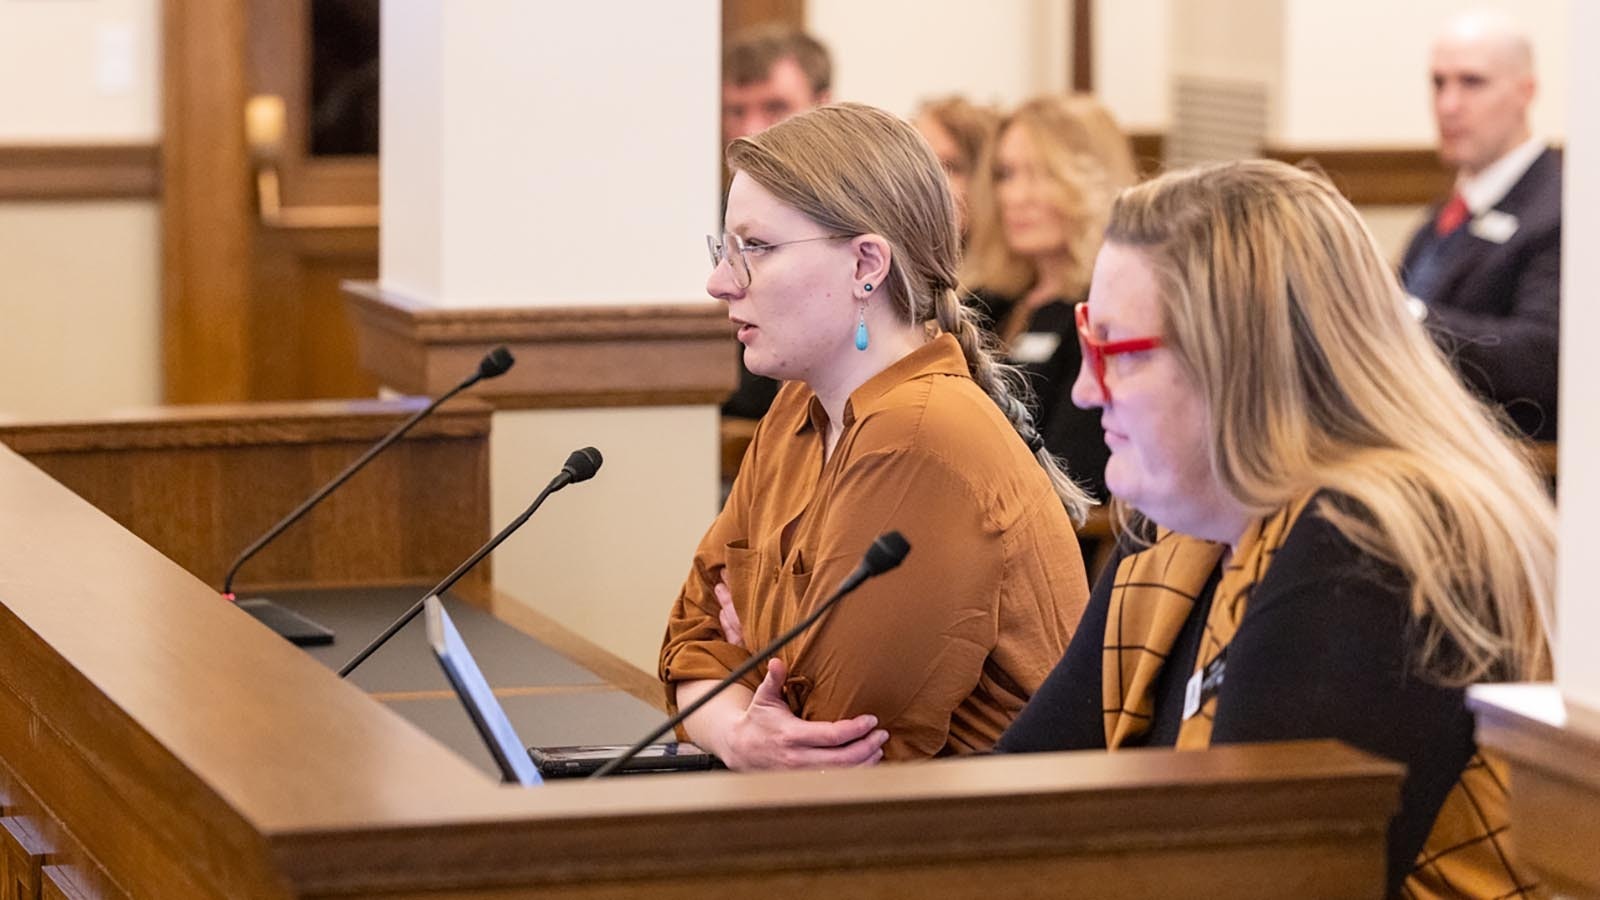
left=1401, top=10, right=1561, bottom=440
left=720, top=26, right=834, bottom=419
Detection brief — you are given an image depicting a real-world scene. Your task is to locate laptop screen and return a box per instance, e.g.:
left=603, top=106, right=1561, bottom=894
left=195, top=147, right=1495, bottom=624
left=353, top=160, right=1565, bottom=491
left=423, top=595, right=543, bottom=786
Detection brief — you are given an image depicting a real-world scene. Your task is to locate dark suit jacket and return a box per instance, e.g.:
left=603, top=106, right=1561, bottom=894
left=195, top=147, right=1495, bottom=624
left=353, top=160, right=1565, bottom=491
left=1400, top=147, right=1561, bottom=440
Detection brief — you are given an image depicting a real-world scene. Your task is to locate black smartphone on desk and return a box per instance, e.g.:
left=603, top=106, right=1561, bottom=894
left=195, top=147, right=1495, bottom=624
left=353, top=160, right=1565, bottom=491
left=528, top=742, right=723, bottom=777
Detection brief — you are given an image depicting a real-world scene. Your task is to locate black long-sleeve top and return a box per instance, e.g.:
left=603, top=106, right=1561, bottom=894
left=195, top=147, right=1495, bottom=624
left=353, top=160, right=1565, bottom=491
left=998, top=506, right=1479, bottom=896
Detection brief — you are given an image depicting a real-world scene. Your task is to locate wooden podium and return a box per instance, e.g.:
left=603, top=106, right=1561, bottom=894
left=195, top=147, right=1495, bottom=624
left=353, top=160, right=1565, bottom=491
left=0, top=409, right=1403, bottom=899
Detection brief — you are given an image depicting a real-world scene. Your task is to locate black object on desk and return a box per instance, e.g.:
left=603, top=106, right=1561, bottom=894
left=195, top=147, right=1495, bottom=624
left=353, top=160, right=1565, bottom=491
left=530, top=742, right=722, bottom=778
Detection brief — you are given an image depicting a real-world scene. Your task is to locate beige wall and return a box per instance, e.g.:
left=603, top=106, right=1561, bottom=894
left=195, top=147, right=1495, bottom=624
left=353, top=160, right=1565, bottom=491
left=1280, top=0, right=1569, bottom=145
left=1096, top=0, right=1170, bottom=133
left=1089, top=0, right=1566, bottom=259
left=809, top=0, right=1070, bottom=117
left=1559, top=1, right=1598, bottom=709
left=492, top=407, right=719, bottom=674
left=1092, top=0, right=1569, bottom=145
left=0, top=0, right=160, bottom=142
left=0, top=0, right=162, bottom=418
left=0, top=202, right=161, bottom=418
left=1171, top=0, right=1284, bottom=87
left=378, top=0, right=724, bottom=673
left=382, top=1, right=718, bottom=307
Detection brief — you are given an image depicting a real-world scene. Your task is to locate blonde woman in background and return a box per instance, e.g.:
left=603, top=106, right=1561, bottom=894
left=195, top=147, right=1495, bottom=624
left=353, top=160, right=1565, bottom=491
left=662, top=103, right=1092, bottom=770
left=999, top=160, right=1553, bottom=899
left=963, top=94, right=1138, bottom=500
left=912, top=95, right=1000, bottom=242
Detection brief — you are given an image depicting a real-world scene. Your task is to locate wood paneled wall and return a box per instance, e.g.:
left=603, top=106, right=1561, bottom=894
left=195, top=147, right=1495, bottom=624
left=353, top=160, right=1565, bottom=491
left=0, top=145, right=160, bottom=201
left=0, top=397, right=492, bottom=596
left=1261, top=145, right=1452, bottom=205
left=344, top=284, right=737, bottom=409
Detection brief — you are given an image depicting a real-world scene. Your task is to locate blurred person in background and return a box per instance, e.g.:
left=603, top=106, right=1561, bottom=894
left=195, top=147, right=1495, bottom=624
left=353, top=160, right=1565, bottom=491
left=721, top=26, right=836, bottom=421
left=963, top=94, right=1138, bottom=500
left=913, top=95, right=1000, bottom=244
left=1400, top=10, right=1560, bottom=441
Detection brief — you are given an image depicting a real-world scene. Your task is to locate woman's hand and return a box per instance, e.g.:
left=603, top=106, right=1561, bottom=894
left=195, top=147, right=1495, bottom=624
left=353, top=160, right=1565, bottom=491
left=714, top=571, right=745, bottom=649
left=719, top=658, right=889, bottom=770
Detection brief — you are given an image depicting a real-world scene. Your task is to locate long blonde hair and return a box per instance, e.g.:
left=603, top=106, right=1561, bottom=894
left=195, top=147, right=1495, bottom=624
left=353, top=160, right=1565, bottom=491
left=964, top=93, right=1138, bottom=301
left=1110, top=159, right=1553, bottom=684
left=727, top=103, right=1093, bottom=522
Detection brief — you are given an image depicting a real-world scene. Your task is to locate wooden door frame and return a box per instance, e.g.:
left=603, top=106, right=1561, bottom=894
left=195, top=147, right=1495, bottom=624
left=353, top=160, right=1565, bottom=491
left=162, top=0, right=382, bottom=403
left=1073, top=0, right=1093, bottom=91
left=162, top=0, right=254, bottom=402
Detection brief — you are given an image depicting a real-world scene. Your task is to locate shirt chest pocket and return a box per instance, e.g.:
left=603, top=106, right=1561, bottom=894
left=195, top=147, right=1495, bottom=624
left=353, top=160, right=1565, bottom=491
left=727, top=541, right=822, bottom=652
left=721, top=541, right=759, bottom=630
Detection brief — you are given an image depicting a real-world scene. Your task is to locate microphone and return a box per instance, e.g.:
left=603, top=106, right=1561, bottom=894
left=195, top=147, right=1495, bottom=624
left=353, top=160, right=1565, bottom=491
left=590, top=531, right=910, bottom=778
left=337, top=446, right=603, bottom=678
left=221, top=345, right=517, bottom=646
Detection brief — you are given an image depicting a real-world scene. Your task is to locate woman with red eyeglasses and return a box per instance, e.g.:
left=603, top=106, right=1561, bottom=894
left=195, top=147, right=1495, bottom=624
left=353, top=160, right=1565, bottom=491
left=997, top=160, right=1553, bottom=899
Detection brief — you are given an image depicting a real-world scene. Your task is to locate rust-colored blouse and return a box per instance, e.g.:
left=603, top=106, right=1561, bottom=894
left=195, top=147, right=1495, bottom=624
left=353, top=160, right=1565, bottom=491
left=660, top=334, right=1089, bottom=759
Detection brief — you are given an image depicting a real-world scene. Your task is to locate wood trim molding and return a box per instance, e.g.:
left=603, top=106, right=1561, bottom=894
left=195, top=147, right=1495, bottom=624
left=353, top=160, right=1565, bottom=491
left=1468, top=684, right=1600, bottom=898
left=1131, top=140, right=1452, bottom=206
left=0, top=144, right=160, bottom=201
left=1129, top=130, right=1165, bottom=176
left=721, top=0, right=806, bottom=37
left=343, top=282, right=738, bottom=408
left=1261, top=145, right=1451, bottom=206
left=0, top=397, right=490, bottom=455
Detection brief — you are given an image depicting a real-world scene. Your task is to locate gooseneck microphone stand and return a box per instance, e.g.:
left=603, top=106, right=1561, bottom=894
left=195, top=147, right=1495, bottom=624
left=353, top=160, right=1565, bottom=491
left=222, top=346, right=515, bottom=645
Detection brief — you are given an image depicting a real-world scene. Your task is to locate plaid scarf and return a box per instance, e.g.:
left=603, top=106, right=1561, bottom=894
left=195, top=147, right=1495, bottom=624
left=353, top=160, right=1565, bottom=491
left=1100, top=497, right=1538, bottom=898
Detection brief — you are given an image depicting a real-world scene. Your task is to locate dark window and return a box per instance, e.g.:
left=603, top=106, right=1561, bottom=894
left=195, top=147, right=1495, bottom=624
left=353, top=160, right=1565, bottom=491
left=310, top=0, right=380, bottom=156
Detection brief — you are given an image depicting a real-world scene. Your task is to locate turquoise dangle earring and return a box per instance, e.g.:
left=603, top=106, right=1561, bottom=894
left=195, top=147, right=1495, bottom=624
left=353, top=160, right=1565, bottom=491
left=855, top=283, right=873, bottom=351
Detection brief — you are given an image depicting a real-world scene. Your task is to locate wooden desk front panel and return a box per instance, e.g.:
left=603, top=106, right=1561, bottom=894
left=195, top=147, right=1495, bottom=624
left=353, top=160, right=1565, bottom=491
left=0, top=443, right=1402, bottom=899
left=0, top=399, right=492, bottom=598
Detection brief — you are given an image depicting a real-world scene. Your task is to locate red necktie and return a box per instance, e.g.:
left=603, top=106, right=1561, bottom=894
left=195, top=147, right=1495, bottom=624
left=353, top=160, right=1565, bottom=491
left=1435, top=192, right=1469, bottom=237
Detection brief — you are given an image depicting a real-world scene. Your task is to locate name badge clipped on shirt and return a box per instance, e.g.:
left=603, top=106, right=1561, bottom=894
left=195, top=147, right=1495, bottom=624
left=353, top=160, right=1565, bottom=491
left=1182, top=651, right=1228, bottom=721
left=1470, top=210, right=1519, bottom=244
left=1010, top=331, right=1061, bottom=364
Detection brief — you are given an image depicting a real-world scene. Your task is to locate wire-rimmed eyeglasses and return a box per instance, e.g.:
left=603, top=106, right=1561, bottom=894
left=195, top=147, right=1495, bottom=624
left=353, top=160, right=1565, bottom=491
left=706, top=232, right=857, bottom=289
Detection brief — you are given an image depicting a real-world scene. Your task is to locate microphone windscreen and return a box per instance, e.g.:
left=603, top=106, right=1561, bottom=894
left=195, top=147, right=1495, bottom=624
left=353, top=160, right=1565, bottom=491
left=864, top=531, right=910, bottom=576
left=561, top=446, right=603, bottom=483
left=478, top=346, right=515, bottom=379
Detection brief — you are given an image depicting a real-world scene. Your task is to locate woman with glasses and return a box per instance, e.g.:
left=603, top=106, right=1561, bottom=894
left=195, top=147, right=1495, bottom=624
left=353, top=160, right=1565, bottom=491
left=998, top=160, right=1553, bottom=898
left=660, top=103, right=1093, bottom=770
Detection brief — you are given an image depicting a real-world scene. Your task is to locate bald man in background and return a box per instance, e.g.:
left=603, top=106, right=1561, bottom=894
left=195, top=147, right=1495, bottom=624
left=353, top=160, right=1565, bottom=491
left=1400, top=11, right=1561, bottom=441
